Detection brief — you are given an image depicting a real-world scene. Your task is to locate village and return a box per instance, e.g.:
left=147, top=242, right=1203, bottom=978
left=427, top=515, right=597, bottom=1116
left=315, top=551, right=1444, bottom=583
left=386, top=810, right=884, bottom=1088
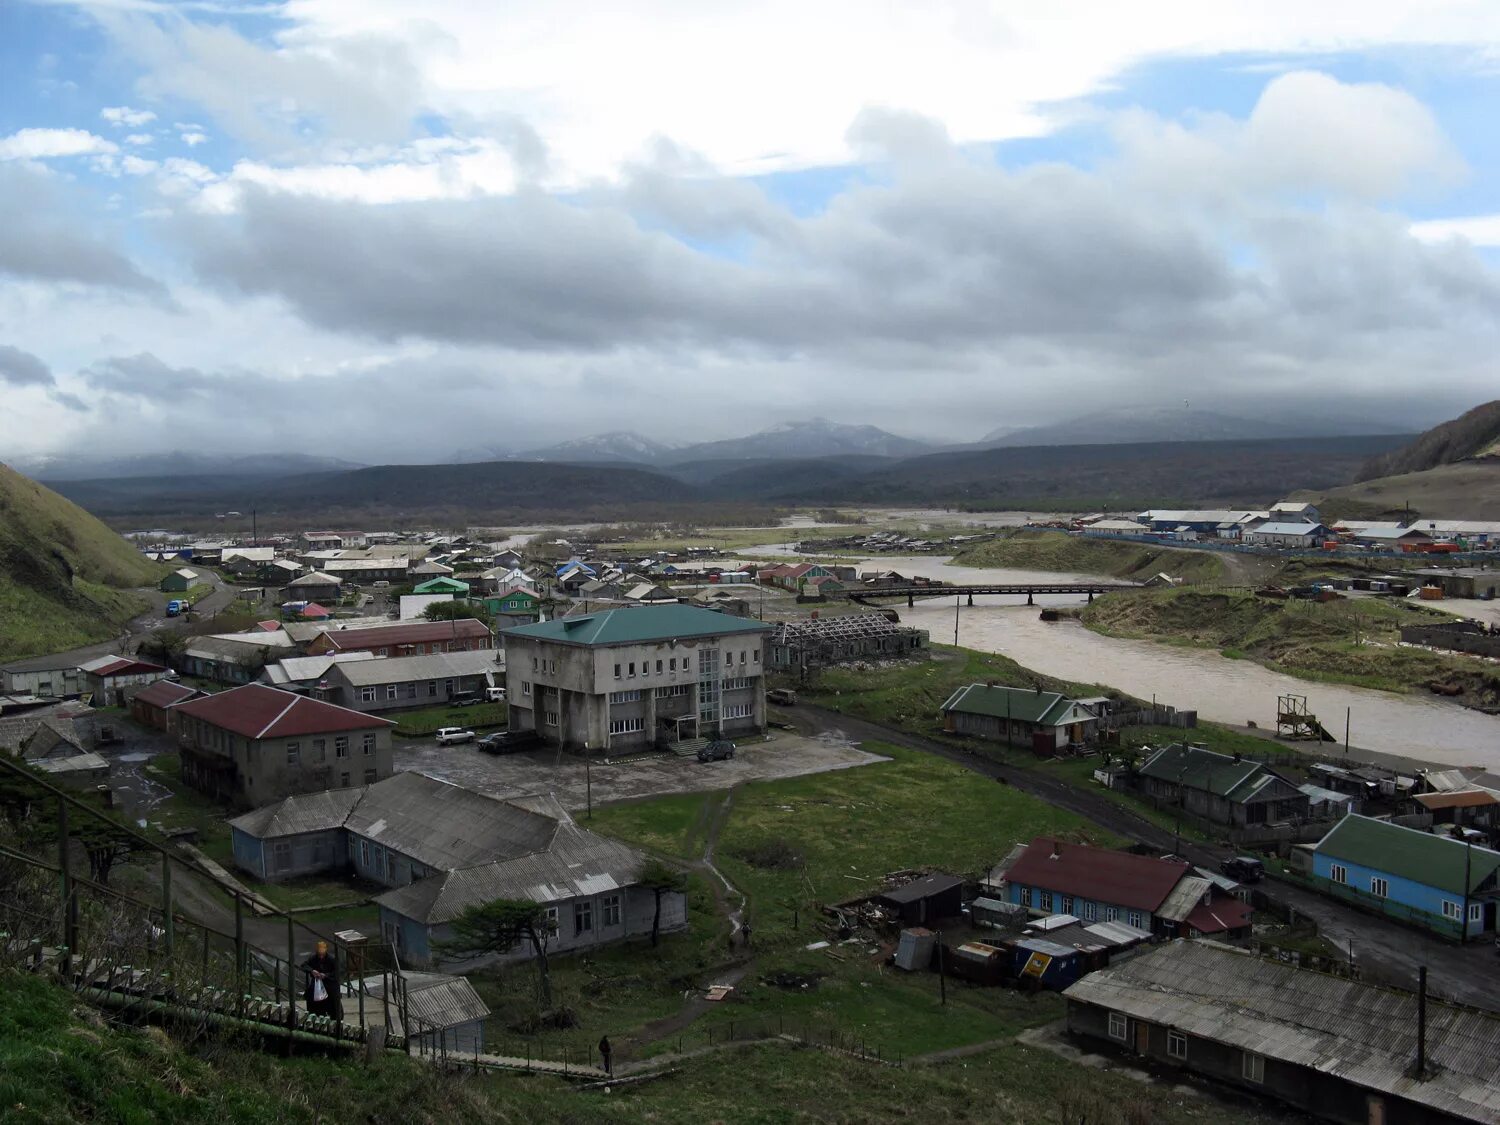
left=3, top=496, right=1500, bottom=1124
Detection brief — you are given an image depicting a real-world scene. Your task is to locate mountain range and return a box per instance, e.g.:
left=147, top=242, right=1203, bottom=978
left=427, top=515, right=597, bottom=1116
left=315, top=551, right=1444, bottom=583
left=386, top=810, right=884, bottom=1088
left=14, top=451, right=366, bottom=482
left=979, top=406, right=1400, bottom=448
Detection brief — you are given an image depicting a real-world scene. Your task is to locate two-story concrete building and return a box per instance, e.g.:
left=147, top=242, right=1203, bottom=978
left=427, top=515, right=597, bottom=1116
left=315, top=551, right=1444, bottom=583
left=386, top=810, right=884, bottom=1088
left=501, top=605, right=772, bottom=753
left=171, top=682, right=395, bottom=807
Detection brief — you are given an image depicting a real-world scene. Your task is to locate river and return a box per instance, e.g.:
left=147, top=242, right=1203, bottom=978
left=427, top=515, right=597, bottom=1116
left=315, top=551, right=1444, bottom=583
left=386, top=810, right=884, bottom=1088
left=741, top=549, right=1500, bottom=769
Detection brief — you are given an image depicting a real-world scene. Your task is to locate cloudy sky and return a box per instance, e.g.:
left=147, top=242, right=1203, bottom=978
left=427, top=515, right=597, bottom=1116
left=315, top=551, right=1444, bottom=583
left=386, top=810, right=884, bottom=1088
left=4, top=1, right=1500, bottom=464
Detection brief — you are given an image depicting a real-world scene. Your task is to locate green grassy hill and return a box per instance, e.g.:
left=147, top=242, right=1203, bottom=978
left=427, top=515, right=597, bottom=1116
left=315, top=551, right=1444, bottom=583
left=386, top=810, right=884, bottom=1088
left=0, top=463, right=161, bottom=662
left=953, top=529, right=1227, bottom=583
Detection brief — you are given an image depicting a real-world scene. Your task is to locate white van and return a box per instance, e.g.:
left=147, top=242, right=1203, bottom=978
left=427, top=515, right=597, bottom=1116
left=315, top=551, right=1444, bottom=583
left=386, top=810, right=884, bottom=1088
left=485, top=686, right=507, bottom=702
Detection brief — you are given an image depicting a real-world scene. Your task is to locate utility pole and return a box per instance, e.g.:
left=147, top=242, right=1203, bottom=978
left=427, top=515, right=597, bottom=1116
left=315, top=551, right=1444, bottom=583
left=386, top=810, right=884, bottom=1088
left=953, top=594, right=960, bottom=646
left=1344, top=707, right=1351, bottom=757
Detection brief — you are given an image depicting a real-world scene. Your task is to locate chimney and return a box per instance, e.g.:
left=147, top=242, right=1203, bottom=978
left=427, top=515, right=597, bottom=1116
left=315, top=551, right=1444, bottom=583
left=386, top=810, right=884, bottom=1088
left=1050, top=841, right=1062, bottom=859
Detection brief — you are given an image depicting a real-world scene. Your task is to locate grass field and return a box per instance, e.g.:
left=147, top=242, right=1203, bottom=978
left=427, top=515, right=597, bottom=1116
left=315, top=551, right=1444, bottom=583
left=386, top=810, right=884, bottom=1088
left=953, top=529, right=1228, bottom=583
left=1081, top=587, right=1500, bottom=704
left=390, top=702, right=507, bottom=737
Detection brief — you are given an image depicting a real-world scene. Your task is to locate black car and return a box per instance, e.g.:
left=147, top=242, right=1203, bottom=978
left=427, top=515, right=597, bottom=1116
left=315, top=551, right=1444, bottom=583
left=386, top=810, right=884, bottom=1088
left=1220, top=855, right=1265, bottom=884
left=697, top=739, right=736, bottom=763
left=478, top=730, right=541, bottom=755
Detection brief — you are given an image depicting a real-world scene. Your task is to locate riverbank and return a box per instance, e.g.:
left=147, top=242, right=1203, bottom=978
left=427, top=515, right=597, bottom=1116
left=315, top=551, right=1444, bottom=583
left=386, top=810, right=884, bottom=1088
left=951, top=530, right=1232, bottom=584
left=1079, top=588, right=1500, bottom=710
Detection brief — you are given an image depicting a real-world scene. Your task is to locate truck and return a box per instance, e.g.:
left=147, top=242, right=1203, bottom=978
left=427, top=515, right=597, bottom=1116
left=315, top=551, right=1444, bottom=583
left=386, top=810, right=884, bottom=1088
left=165, top=600, right=188, bottom=617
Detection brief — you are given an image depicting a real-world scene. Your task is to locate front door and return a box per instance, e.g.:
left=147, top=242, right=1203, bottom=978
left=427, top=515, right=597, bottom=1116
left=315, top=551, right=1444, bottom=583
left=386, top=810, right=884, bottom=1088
left=1134, top=1021, right=1149, bottom=1054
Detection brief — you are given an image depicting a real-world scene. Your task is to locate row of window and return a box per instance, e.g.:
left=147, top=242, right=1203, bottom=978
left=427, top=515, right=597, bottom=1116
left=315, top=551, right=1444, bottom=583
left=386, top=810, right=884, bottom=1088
left=1017, top=886, right=1141, bottom=928
left=1104, top=1015, right=1264, bottom=1082
left=532, top=657, right=558, bottom=674
left=373, top=641, right=479, bottom=657
left=610, top=689, right=642, bottom=704
left=609, top=717, right=645, bottom=735
left=616, top=656, right=693, bottom=678
left=359, top=679, right=459, bottom=703
left=723, top=703, right=753, bottom=719
left=1329, top=865, right=1482, bottom=922
left=286, top=733, right=376, bottom=766
left=543, top=894, right=622, bottom=937
left=722, top=677, right=754, bottom=691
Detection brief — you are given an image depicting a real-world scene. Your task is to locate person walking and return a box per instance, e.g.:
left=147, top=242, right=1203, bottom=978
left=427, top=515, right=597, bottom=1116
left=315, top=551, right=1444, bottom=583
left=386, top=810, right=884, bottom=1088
left=598, top=1035, right=613, bottom=1076
left=302, top=940, right=342, bottom=1020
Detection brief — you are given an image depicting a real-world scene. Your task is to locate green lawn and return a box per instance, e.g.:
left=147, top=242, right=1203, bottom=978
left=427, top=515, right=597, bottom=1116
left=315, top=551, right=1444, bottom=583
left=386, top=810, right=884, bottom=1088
left=391, top=701, right=507, bottom=737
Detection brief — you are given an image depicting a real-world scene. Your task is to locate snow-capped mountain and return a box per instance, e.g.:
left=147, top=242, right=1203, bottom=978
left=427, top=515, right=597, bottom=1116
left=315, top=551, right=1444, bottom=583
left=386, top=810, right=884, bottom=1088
left=523, top=431, right=684, bottom=463
left=673, top=418, right=934, bottom=461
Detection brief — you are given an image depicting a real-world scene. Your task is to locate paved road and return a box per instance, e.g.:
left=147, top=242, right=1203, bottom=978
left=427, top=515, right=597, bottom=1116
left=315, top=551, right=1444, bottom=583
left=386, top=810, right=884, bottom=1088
left=792, top=704, right=1500, bottom=1011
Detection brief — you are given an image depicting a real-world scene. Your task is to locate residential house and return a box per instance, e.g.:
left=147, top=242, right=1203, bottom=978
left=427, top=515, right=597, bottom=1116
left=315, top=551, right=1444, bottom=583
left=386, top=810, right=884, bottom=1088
left=260, top=558, right=304, bottom=585
left=160, top=567, right=199, bottom=593
left=18, top=720, right=109, bottom=785
left=502, top=604, right=772, bottom=753
left=479, top=587, right=542, bottom=628
left=409, top=560, right=455, bottom=581
left=413, top=576, right=470, bottom=597
left=259, top=651, right=378, bottom=694
left=622, top=582, right=677, bottom=604
left=1306, top=814, right=1500, bottom=939
left=286, top=571, right=342, bottom=603
left=1411, top=789, right=1500, bottom=832
left=319, top=650, right=505, bottom=713
left=1243, top=522, right=1330, bottom=549
left=1064, top=940, right=1500, bottom=1125
left=228, top=771, right=685, bottom=967
left=78, top=655, right=172, bottom=706
left=129, top=679, right=205, bottom=731
left=491, top=549, right=524, bottom=570
left=220, top=547, right=275, bottom=576
left=172, top=682, right=396, bottom=806
left=1137, top=744, right=1310, bottom=827
left=304, top=619, right=495, bottom=658
left=180, top=631, right=297, bottom=684
left=1001, top=837, right=1251, bottom=939
left=480, top=566, right=534, bottom=596
left=940, top=683, right=1099, bottom=753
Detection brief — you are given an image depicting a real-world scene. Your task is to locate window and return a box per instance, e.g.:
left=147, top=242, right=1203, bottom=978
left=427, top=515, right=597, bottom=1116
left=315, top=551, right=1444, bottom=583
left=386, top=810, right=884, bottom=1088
left=723, top=703, right=752, bottom=719
left=1330, top=863, right=1347, bottom=885
left=386, top=684, right=398, bottom=700
left=1167, top=1030, right=1187, bottom=1060
left=1018, top=887, right=1031, bottom=907
left=753, top=650, right=760, bottom=663
left=1108, top=1012, right=1128, bottom=1041
left=574, top=900, right=593, bottom=935
left=610, top=689, right=642, bottom=703
left=523, top=681, right=532, bottom=696
left=1105, top=906, right=1118, bottom=923
left=359, top=687, right=377, bottom=703
left=1470, top=903, right=1483, bottom=923
left=661, top=684, right=691, bottom=697
left=1126, top=910, right=1143, bottom=928
left=363, top=768, right=377, bottom=784
left=404, top=683, right=417, bottom=698
left=1370, top=876, right=1389, bottom=898
left=360, top=839, right=371, bottom=866
left=602, top=894, right=621, bottom=927
left=609, top=717, right=645, bottom=735
left=335, top=736, right=349, bottom=758
left=443, top=679, right=454, bottom=696
left=739, top=650, right=746, bottom=665
left=684, top=657, right=692, bottom=671
left=1060, top=896, right=1074, bottom=915
left=544, top=906, right=559, bottom=932
left=427, top=680, right=437, bottom=697
left=286, top=742, right=300, bottom=765
left=533, top=657, right=540, bottom=671
left=1241, top=1052, right=1264, bottom=1084
left=362, top=733, right=375, bottom=755
left=377, top=647, right=389, bottom=657
left=1443, top=900, right=1462, bottom=920
left=1080, top=901, right=1097, bottom=921
left=340, top=771, right=350, bottom=786
left=545, top=709, right=559, bottom=727
left=723, top=677, right=752, bottom=690
left=669, top=658, right=676, bottom=671
left=1039, top=890, right=1054, bottom=912
left=313, top=739, right=326, bottom=763
left=656, top=660, right=663, bottom=674
left=273, top=840, right=291, bottom=868
left=628, top=662, right=636, bottom=677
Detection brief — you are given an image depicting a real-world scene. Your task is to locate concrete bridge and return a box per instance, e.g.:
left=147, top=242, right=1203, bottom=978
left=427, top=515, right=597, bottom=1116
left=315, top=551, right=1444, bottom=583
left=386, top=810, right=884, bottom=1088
left=842, top=582, right=1139, bottom=607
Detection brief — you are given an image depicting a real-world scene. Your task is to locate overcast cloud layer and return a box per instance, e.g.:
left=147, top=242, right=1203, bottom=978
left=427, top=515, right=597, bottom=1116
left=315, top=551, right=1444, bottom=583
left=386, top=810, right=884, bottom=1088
left=3, top=2, right=1500, bottom=463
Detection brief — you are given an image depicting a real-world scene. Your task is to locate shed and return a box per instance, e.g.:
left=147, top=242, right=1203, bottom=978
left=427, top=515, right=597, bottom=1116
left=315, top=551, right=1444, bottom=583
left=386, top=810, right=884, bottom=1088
left=970, top=896, right=1029, bottom=931
left=414, top=576, right=470, bottom=596
left=874, top=873, right=964, bottom=926
left=356, top=972, right=489, bottom=1054
left=1009, top=937, right=1087, bottom=990
left=160, top=567, right=198, bottom=593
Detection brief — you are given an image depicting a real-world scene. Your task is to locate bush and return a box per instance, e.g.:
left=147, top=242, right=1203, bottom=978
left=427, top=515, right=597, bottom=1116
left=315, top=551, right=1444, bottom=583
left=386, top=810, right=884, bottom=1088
left=732, top=837, right=806, bottom=871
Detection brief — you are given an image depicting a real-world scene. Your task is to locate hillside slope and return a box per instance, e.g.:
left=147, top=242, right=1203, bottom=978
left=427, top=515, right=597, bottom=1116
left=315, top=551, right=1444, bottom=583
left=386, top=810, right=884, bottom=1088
left=0, top=463, right=159, bottom=662
left=953, top=530, right=1228, bottom=583
left=1308, top=461, right=1500, bottom=521
left=1355, top=400, right=1500, bottom=481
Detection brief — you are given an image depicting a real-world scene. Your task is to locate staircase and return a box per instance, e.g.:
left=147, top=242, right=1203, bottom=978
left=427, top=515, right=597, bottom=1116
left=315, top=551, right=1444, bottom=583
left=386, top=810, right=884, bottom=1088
left=668, top=737, right=709, bottom=759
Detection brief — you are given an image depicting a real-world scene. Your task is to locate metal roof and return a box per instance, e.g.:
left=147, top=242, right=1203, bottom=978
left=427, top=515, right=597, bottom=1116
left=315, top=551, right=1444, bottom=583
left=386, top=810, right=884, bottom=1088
left=1082, top=919, right=1152, bottom=946
left=132, top=680, right=203, bottom=708
left=375, top=821, right=646, bottom=924
left=502, top=604, right=770, bottom=648
left=229, top=787, right=366, bottom=837
left=356, top=972, right=489, bottom=1035
left=173, top=682, right=393, bottom=739
left=1155, top=876, right=1212, bottom=923
left=1004, top=839, right=1189, bottom=913
left=1246, top=522, right=1326, bottom=537
left=316, top=619, right=492, bottom=652
left=1413, top=789, right=1500, bottom=811
left=1138, top=744, right=1289, bottom=803
left=875, top=872, right=964, bottom=905
left=1065, top=941, right=1500, bottom=1123
left=288, top=570, right=341, bottom=586
left=940, top=683, right=1087, bottom=727
left=260, top=652, right=377, bottom=686
left=1312, top=814, right=1500, bottom=896
left=326, top=649, right=503, bottom=687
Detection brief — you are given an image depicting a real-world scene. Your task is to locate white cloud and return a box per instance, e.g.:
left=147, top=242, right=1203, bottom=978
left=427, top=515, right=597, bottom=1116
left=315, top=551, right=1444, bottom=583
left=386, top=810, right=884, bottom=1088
left=0, top=128, right=118, bottom=161
left=179, top=131, right=209, bottom=146
left=1410, top=214, right=1500, bottom=247
left=124, top=133, right=154, bottom=146
left=100, top=105, right=157, bottom=128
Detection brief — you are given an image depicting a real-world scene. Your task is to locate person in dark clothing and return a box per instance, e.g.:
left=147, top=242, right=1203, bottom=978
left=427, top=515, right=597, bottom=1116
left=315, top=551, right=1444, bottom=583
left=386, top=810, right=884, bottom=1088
left=302, top=940, right=342, bottom=1020
left=598, top=1035, right=613, bottom=1075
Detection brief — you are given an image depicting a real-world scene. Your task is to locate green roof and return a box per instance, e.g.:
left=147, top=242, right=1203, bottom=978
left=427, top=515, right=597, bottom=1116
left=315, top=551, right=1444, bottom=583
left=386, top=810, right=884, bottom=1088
left=939, top=683, right=1079, bottom=726
left=1138, top=744, right=1284, bottom=802
left=501, top=605, right=771, bottom=647
left=1314, top=814, right=1500, bottom=896
left=414, top=576, right=469, bottom=594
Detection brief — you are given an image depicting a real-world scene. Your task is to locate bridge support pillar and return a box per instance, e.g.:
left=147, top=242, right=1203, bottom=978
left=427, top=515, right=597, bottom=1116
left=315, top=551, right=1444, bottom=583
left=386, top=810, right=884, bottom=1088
left=907, top=594, right=913, bottom=608
left=1088, top=591, right=1094, bottom=603
left=1026, top=592, right=1034, bottom=606
left=966, top=593, right=973, bottom=607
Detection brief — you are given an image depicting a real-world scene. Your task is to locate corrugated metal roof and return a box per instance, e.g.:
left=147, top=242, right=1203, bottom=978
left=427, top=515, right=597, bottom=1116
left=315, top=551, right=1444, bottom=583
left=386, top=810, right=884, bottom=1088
left=1005, top=839, right=1189, bottom=913
left=1413, top=789, right=1500, bottom=811
left=328, top=649, right=503, bottom=687
left=229, top=787, right=365, bottom=837
left=1082, top=920, right=1152, bottom=946
left=356, top=972, right=489, bottom=1034
left=261, top=652, right=377, bottom=686
left=375, top=823, right=646, bottom=924
left=173, top=683, right=393, bottom=739
left=1155, top=876, right=1212, bottom=923
left=939, top=683, right=1083, bottom=726
left=1065, top=941, right=1500, bottom=1123
left=1313, top=814, right=1500, bottom=896
left=1138, top=744, right=1289, bottom=802
left=502, top=604, right=770, bottom=648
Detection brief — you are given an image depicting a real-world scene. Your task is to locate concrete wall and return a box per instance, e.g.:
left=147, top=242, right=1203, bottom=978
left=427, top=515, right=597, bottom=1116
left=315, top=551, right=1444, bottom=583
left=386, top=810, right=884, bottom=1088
left=179, top=714, right=392, bottom=806
left=334, top=670, right=493, bottom=714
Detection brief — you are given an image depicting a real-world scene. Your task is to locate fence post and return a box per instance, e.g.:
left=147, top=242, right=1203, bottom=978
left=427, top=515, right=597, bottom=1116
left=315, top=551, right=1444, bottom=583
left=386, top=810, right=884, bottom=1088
left=286, top=916, right=297, bottom=1040
left=161, top=853, right=174, bottom=957
left=57, top=797, right=75, bottom=981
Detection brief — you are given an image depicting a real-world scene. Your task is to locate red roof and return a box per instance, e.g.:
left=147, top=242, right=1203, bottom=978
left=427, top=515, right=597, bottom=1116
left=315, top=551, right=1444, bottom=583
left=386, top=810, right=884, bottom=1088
left=1183, top=895, right=1253, bottom=935
left=317, top=618, right=491, bottom=652
left=171, top=683, right=393, bottom=739
left=1005, top=838, right=1190, bottom=912
left=254, top=620, right=282, bottom=632
left=84, top=656, right=168, bottom=679
left=1414, top=790, right=1500, bottom=811
left=299, top=603, right=331, bottom=619
left=133, top=680, right=202, bottom=708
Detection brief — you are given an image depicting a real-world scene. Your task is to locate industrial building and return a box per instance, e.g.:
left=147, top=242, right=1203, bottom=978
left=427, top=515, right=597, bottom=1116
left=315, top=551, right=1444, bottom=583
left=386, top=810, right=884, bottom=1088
left=767, top=612, right=928, bottom=671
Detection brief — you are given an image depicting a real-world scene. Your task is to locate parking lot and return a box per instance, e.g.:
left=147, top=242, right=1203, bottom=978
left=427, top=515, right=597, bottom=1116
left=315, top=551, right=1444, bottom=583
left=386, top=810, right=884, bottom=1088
left=392, top=729, right=889, bottom=811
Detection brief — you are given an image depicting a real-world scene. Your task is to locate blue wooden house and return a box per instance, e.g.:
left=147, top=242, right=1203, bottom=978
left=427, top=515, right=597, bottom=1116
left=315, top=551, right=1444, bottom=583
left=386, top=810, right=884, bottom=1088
left=1307, top=814, right=1500, bottom=939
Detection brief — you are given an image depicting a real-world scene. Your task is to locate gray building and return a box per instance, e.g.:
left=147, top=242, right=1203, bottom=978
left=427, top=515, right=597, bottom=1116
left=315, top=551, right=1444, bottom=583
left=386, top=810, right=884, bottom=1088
left=0, top=654, right=84, bottom=699
left=356, top=972, right=490, bottom=1055
left=501, top=604, right=772, bottom=753
left=1065, top=940, right=1500, bottom=1124
left=319, top=650, right=506, bottom=713
left=173, top=682, right=395, bottom=807
left=181, top=632, right=297, bottom=684
left=1138, top=744, right=1309, bottom=827
left=286, top=570, right=342, bottom=603
left=941, top=683, right=1099, bottom=752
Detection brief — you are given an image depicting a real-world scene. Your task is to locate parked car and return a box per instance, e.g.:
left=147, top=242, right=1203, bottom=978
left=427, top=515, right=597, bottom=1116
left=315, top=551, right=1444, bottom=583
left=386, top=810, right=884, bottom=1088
left=477, top=730, right=540, bottom=755
left=448, top=692, right=481, bottom=707
left=766, top=688, right=798, bottom=705
left=697, top=739, right=736, bottom=763
left=435, top=727, right=476, bottom=745
left=485, top=686, right=507, bottom=702
left=1220, top=855, right=1264, bottom=884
